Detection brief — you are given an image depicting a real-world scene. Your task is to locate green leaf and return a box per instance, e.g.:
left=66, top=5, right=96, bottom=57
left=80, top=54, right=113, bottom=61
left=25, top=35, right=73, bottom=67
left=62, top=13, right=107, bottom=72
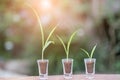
left=42, top=41, right=54, bottom=55
left=45, top=25, right=58, bottom=45
left=26, top=3, right=44, bottom=48
left=90, top=44, right=97, bottom=58
left=57, top=36, right=67, bottom=54
left=80, top=48, right=90, bottom=58
left=67, top=31, right=77, bottom=54
left=26, top=3, right=57, bottom=60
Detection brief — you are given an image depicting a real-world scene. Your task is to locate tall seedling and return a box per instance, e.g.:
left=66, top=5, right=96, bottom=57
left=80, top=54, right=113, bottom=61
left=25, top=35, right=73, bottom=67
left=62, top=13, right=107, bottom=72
left=26, top=3, right=57, bottom=60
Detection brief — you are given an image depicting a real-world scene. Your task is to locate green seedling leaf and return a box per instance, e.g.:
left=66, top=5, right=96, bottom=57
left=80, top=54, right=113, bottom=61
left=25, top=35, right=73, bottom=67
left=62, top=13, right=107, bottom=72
left=57, top=36, right=67, bottom=54
left=80, top=44, right=97, bottom=58
left=26, top=3, right=57, bottom=60
left=42, top=41, right=54, bottom=54
left=90, top=44, right=97, bottom=58
left=80, top=48, right=90, bottom=58
left=42, top=41, right=54, bottom=60
left=26, top=3, right=44, bottom=48
left=45, top=25, right=57, bottom=45
left=57, top=31, right=77, bottom=59
left=67, top=31, right=77, bottom=54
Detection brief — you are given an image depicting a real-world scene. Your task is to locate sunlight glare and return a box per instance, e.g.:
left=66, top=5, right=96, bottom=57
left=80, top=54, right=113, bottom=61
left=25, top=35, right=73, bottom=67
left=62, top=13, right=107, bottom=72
left=40, top=0, right=52, bottom=10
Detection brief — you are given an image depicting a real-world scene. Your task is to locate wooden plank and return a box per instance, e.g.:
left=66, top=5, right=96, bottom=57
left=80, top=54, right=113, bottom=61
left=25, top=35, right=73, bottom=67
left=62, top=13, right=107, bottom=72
left=0, top=74, right=120, bottom=80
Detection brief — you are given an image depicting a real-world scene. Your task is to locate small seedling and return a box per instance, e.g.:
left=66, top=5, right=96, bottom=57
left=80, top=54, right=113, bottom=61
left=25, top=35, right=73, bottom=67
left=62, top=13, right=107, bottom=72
left=80, top=44, right=97, bottom=58
left=57, top=31, right=77, bottom=60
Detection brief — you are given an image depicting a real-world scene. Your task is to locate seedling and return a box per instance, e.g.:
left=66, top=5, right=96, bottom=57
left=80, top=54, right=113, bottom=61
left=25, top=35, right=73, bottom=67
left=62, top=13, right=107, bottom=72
left=57, top=31, right=77, bottom=60
left=81, top=44, right=97, bottom=58
left=26, top=3, right=57, bottom=60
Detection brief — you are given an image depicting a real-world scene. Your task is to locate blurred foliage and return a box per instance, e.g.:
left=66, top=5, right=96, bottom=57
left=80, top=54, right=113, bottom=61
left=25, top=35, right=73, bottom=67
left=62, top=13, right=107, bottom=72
left=0, top=0, right=120, bottom=76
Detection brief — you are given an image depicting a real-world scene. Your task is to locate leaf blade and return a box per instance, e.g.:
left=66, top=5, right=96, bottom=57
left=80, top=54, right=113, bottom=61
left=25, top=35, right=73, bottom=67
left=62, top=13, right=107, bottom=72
left=90, top=44, right=97, bottom=58
left=42, top=41, right=54, bottom=55
left=67, top=31, right=77, bottom=54
left=57, top=36, right=67, bottom=55
left=80, top=48, right=90, bottom=58
left=26, top=3, right=44, bottom=48
left=45, top=25, right=58, bottom=45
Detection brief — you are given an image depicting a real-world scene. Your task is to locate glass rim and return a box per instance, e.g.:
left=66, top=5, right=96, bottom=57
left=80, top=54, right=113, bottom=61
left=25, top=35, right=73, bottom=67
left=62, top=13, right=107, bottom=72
left=84, top=58, right=96, bottom=61
left=84, top=58, right=96, bottom=59
left=62, top=58, right=73, bottom=62
left=37, top=59, right=49, bottom=62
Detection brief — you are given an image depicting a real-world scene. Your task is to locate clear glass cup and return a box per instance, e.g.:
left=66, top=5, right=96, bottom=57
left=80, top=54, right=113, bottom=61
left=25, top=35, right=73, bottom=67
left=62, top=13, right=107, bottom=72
left=84, top=58, right=96, bottom=80
left=62, top=58, right=73, bottom=79
left=37, top=59, right=49, bottom=80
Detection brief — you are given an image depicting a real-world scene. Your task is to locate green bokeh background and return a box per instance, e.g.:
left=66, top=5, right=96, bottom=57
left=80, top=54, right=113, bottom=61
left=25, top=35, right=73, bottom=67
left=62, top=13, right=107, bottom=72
left=0, top=0, right=120, bottom=76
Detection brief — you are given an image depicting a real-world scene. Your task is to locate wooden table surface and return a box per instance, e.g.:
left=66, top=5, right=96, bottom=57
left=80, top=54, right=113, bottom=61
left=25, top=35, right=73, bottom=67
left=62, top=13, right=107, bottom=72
left=0, top=74, right=120, bottom=80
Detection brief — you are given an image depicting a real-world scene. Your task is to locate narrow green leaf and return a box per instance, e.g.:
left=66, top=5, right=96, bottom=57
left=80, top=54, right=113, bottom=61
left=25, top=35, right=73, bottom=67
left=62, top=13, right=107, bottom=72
left=26, top=3, right=44, bottom=48
left=90, top=44, right=97, bottom=58
left=57, top=36, right=67, bottom=54
left=80, top=48, right=90, bottom=58
left=42, top=41, right=54, bottom=55
left=45, top=25, right=58, bottom=45
left=67, top=31, right=77, bottom=54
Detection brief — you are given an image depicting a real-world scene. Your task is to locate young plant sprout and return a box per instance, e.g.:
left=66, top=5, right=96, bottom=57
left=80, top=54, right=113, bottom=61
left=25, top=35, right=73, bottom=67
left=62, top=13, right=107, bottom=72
left=57, top=31, right=77, bottom=60
left=26, top=3, right=57, bottom=60
left=81, top=44, right=97, bottom=58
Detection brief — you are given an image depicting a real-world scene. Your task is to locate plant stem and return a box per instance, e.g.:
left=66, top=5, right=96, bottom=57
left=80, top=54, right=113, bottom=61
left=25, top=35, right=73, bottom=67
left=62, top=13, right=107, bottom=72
left=42, top=51, right=44, bottom=60
left=66, top=52, right=68, bottom=60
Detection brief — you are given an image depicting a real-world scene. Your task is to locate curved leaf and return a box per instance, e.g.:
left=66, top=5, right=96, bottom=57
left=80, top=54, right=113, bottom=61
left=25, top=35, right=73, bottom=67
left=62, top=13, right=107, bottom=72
left=90, top=44, right=97, bottom=58
left=26, top=3, right=44, bottom=48
left=42, top=41, right=54, bottom=59
left=67, top=31, right=77, bottom=54
left=42, top=41, right=54, bottom=54
left=45, top=25, right=58, bottom=45
left=57, top=36, right=67, bottom=54
left=80, top=48, right=90, bottom=58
